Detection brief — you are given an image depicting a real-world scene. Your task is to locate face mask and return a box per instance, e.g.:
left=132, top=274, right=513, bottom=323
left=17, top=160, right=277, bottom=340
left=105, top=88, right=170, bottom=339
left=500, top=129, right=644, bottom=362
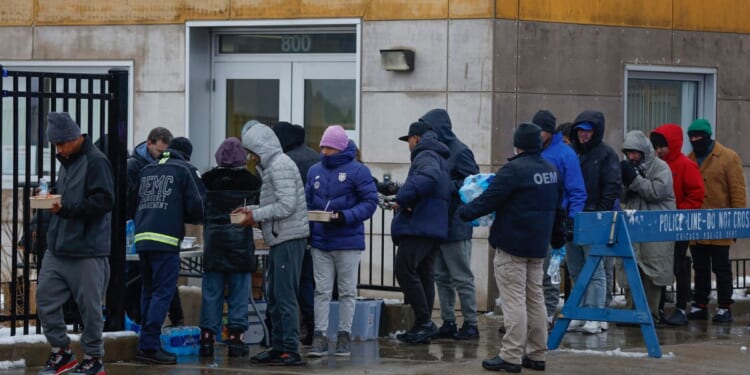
left=690, top=137, right=712, bottom=156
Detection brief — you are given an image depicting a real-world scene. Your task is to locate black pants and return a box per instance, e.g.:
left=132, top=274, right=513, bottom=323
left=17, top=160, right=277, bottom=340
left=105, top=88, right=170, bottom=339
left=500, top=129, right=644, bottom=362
left=297, top=248, right=315, bottom=327
left=126, top=261, right=184, bottom=324
left=659, top=241, right=692, bottom=311
left=691, top=244, right=734, bottom=307
left=394, top=236, right=439, bottom=325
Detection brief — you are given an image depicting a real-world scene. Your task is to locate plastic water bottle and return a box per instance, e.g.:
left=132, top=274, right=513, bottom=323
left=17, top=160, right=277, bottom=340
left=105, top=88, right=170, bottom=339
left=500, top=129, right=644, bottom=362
left=125, top=220, right=135, bottom=254
left=547, top=250, right=564, bottom=285
left=38, top=178, right=49, bottom=197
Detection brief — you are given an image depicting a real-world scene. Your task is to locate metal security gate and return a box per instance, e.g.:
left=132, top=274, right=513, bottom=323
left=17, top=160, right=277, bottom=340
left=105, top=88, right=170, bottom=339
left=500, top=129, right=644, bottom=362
left=0, top=66, right=128, bottom=335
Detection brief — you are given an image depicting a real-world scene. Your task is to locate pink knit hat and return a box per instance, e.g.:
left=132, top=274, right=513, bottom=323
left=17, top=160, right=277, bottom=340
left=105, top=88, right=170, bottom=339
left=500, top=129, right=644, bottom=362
left=319, top=125, right=349, bottom=151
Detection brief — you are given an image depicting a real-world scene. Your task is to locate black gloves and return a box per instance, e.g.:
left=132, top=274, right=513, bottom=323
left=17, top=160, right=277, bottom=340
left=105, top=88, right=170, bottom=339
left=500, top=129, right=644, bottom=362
left=376, top=181, right=400, bottom=196
left=550, top=207, right=567, bottom=249
left=621, top=160, right=638, bottom=187
left=330, top=211, right=346, bottom=225
left=565, top=217, right=575, bottom=242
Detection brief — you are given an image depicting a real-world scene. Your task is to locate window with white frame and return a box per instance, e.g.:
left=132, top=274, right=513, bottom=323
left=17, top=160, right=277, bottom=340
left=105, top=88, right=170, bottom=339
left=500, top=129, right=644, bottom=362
left=625, top=66, right=716, bottom=154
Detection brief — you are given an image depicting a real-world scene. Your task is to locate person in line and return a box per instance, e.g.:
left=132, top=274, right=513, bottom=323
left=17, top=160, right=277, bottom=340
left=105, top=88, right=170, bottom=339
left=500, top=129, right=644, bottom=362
left=199, top=137, right=262, bottom=357
left=37, top=112, right=114, bottom=375
left=133, top=138, right=205, bottom=365
left=566, top=110, right=621, bottom=334
left=686, top=119, right=746, bottom=323
left=305, top=125, right=378, bottom=357
left=237, top=123, right=310, bottom=366
left=458, top=123, right=565, bottom=373
left=533, top=110, right=587, bottom=328
left=618, top=130, right=675, bottom=322
left=273, top=121, right=319, bottom=345
left=125, top=127, right=185, bottom=327
left=651, top=124, right=705, bottom=325
left=391, top=121, right=451, bottom=344
left=418, top=109, right=481, bottom=340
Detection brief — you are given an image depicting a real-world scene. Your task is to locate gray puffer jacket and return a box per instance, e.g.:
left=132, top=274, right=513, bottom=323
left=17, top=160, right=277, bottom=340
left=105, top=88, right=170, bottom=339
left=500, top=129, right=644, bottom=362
left=619, top=130, right=675, bottom=286
left=243, top=124, right=309, bottom=246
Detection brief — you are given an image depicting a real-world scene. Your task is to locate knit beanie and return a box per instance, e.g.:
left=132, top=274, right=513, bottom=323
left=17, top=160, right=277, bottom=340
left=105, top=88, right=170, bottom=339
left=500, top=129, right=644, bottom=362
left=513, top=123, right=542, bottom=151
left=46, top=112, right=81, bottom=143
left=319, top=125, right=349, bottom=151
left=215, top=137, right=247, bottom=167
left=687, top=118, right=712, bottom=137
left=169, top=137, right=193, bottom=161
left=649, top=132, right=668, bottom=149
left=532, top=110, right=556, bottom=134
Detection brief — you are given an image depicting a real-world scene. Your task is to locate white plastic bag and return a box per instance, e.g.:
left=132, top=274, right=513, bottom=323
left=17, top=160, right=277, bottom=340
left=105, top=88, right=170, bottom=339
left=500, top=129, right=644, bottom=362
left=459, top=173, right=495, bottom=227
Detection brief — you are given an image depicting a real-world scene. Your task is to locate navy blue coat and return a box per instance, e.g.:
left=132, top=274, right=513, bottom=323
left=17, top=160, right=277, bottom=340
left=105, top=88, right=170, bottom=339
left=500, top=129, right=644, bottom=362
left=306, top=141, right=378, bottom=251
left=457, top=151, right=562, bottom=259
left=391, top=132, right=451, bottom=243
left=419, top=109, right=479, bottom=241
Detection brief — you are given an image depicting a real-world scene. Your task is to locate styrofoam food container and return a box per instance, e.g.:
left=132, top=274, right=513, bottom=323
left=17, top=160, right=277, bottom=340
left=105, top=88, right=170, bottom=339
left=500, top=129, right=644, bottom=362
left=29, top=194, right=61, bottom=209
left=308, top=210, right=333, bottom=222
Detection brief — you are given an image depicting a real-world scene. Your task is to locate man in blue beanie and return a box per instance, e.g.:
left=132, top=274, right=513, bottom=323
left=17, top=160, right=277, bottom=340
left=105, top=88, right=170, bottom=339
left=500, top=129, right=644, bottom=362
left=37, top=112, right=114, bottom=375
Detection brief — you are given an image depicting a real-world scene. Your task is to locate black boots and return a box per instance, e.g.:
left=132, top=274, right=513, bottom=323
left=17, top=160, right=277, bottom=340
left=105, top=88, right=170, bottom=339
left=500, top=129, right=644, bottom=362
left=199, top=328, right=214, bottom=357
left=227, top=329, right=249, bottom=357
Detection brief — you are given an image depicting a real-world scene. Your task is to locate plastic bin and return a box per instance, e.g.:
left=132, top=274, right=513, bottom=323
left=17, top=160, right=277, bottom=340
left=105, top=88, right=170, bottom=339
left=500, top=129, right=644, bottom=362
left=327, top=299, right=383, bottom=341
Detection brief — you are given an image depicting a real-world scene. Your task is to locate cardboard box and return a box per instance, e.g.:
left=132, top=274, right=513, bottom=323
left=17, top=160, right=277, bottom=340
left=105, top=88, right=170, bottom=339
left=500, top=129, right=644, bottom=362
left=327, top=299, right=383, bottom=341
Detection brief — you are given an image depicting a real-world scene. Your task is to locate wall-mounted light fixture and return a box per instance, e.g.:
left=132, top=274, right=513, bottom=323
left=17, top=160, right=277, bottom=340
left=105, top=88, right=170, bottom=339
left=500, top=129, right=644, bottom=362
left=380, top=49, right=415, bottom=72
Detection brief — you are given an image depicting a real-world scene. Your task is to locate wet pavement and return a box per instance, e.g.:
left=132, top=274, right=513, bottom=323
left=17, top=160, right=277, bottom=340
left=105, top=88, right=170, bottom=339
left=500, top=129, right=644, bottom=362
left=14, top=305, right=750, bottom=375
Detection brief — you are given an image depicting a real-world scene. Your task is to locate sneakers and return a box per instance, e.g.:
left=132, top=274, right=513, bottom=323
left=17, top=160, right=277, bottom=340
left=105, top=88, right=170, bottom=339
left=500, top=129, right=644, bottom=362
left=664, top=309, right=688, bottom=326
left=227, top=330, right=249, bottom=357
left=396, top=322, right=437, bottom=344
left=335, top=331, right=351, bottom=356
left=687, top=304, right=708, bottom=320
left=434, top=321, right=457, bottom=339
left=599, top=321, right=609, bottom=331
left=521, top=355, right=546, bottom=371
left=250, top=349, right=282, bottom=364
left=566, top=320, right=585, bottom=332
left=38, top=348, right=77, bottom=375
left=581, top=321, right=601, bottom=334
left=712, top=308, right=733, bottom=323
left=269, top=352, right=306, bottom=366
left=135, top=348, right=177, bottom=365
left=481, top=355, right=522, bottom=373
left=199, top=328, right=215, bottom=357
left=307, top=332, right=328, bottom=357
left=70, top=357, right=104, bottom=375
left=454, top=322, right=479, bottom=340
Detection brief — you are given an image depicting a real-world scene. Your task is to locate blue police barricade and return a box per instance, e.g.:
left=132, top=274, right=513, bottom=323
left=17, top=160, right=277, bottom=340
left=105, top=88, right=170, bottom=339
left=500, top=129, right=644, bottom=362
left=548, top=208, right=750, bottom=358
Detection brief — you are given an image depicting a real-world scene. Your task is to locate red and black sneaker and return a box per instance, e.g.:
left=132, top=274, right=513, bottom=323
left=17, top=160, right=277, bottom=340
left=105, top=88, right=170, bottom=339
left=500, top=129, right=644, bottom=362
left=70, top=357, right=105, bottom=375
left=38, top=348, right=78, bottom=375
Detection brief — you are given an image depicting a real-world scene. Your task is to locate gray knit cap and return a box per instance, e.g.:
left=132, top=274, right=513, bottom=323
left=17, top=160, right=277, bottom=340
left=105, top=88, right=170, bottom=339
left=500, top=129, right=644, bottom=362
left=47, top=112, right=81, bottom=143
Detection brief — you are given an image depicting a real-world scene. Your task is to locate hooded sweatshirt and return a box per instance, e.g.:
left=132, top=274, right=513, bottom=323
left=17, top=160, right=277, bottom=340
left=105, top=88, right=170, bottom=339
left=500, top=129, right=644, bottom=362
left=571, top=110, right=622, bottom=211
left=273, top=122, right=319, bottom=184
left=651, top=124, right=705, bottom=210
left=419, top=109, right=480, bottom=241
left=619, top=130, right=675, bottom=286
left=243, top=124, right=310, bottom=246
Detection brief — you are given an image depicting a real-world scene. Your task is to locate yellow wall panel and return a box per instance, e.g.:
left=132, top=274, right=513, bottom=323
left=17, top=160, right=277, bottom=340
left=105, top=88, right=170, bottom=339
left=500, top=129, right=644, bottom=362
left=519, top=0, right=672, bottom=29
left=674, top=0, right=750, bottom=33
left=300, top=0, right=369, bottom=18
left=364, top=0, right=448, bottom=20
left=0, top=0, right=34, bottom=26
left=36, top=0, right=229, bottom=25
left=450, top=0, right=494, bottom=19
left=495, top=0, right=519, bottom=19
left=232, top=0, right=300, bottom=19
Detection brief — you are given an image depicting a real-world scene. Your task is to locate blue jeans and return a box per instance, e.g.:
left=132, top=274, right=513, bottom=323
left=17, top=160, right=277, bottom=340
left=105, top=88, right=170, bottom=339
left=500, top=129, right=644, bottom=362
left=138, top=251, right=179, bottom=351
left=565, top=244, right=606, bottom=309
left=199, top=271, right=251, bottom=335
left=267, top=238, right=306, bottom=353
left=434, top=240, right=478, bottom=324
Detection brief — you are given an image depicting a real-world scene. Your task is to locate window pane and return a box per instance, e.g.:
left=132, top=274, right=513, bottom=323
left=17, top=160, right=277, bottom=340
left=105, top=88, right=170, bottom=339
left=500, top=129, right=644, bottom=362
left=627, top=79, right=698, bottom=133
left=225, top=79, right=280, bottom=138
left=219, top=33, right=356, bottom=54
left=303, top=79, right=355, bottom=150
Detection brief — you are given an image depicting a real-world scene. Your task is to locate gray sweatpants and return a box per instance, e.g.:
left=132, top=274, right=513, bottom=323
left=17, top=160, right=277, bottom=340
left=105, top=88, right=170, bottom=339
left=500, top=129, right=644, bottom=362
left=37, top=252, right=110, bottom=357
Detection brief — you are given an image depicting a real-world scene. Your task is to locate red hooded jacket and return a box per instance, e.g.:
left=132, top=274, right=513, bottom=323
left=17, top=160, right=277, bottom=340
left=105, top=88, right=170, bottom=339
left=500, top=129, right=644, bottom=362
left=651, top=124, right=705, bottom=209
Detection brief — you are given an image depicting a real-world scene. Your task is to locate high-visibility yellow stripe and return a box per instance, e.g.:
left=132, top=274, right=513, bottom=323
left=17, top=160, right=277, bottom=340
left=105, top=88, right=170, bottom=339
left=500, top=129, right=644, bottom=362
left=134, top=232, right=180, bottom=247
left=159, top=152, right=170, bottom=165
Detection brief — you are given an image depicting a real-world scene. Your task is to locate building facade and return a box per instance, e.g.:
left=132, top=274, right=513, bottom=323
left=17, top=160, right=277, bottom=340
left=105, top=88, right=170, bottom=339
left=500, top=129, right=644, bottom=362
left=2, top=0, right=749, bottom=310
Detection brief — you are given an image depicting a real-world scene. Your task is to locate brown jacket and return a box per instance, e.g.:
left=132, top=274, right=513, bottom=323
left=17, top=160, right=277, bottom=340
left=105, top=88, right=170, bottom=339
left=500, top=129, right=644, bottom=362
left=689, top=140, right=747, bottom=246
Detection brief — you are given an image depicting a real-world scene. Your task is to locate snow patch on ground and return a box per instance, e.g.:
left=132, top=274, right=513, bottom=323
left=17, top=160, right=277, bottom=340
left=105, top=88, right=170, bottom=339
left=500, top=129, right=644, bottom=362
left=0, top=359, right=25, bottom=369
left=557, top=347, right=675, bottom=359
left=0, top=327, right=137, bottom=345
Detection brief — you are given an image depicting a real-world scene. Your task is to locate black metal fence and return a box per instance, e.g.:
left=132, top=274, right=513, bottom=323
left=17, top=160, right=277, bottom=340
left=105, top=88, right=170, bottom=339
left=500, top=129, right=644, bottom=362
left=0, top=66, right=129, bottom=335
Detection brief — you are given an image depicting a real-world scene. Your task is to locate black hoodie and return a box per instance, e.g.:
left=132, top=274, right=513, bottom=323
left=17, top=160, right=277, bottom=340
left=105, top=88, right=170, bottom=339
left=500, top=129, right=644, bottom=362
left=273, top=122, right=319, bottom=184
left=571, top=110, right=622, bottom=211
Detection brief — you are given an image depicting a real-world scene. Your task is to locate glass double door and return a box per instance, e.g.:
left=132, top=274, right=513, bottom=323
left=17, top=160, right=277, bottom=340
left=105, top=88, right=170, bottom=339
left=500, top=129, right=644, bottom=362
left=213, top=61, right=356, bottom=157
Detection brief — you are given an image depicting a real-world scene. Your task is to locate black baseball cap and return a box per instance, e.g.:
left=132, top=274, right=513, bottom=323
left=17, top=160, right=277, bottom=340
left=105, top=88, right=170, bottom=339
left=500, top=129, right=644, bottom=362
left=398, top=121, right=431, bottom=142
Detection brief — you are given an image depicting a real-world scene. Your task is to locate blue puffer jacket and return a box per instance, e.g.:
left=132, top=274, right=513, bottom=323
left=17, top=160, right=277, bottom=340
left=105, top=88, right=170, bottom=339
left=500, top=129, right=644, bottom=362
left=419, top=109, right=479, bottom=241
left=542, top=132, right=587, bottom=218
left=391, top=132, right=451, bottom=242
left=133, top=149, right=205, bottom=253
left=457, top=151, right=563, bottom=259
left=306, top=141, right=378, bottom=251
